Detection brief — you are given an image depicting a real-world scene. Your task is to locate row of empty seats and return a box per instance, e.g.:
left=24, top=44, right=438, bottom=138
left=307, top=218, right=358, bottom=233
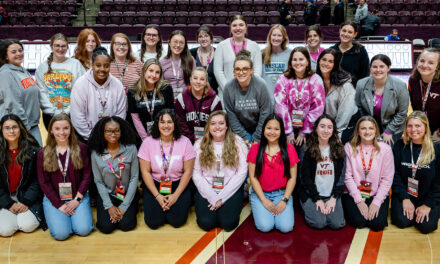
left=96, top=10, right=282, bottom=26
left=0, top=0, right=79, bottom=13
left=6, top=12, right=76, bottom=26
left=359, top=0, right=440, bottom=12
left=378, top=10, right=440, bottom=25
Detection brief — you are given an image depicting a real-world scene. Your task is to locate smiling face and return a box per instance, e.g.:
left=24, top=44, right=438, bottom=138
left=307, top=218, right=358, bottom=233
left=190, top=70, right=208, bottom=95
left=92, top=55, right=111, bottom=85
left=169, top=34, right=185, bottom=57
left=144, top=28, right=160, bottom=49
left=358, top=120, right=377, bottom=144
left=306, top=30, right=322, bottom=49
left=264, top=119, right=281, bottom=144
left=86, top=34, right=97, bottom=54
left=316, top=118, right=334, bottom=143
left=104, top=121, right=121, bottom=145
left=270, top=28, right=284, bottom=49
left=112, top=36, right=128, bottom=59
left=198, top=30, right=212, bottom=49
left=319, top=53, right=335, bottom=75
left=50, top=120, right=71, bottom=145
left=339, top=25, right=357, bottom=44
left=158, top=114, right=175, bottom=138
left=406, top=118, right=426, bottom=144
left=291, top=51, right=308, bottom=77
left=51, top=39, right=68, bottom=61
left=370, top=59, right=390, bottom=81
left=234, top=60, right=253, bottom=86
left=417, top=51, right=440, bottom=79
left=1, top=120, right=20, bottom=146
left=144, top=64, right=161, bottom=86
left=230, top=19, right=247, bottom=39
left=6, top=43, right=24, bottom=67
left=209, top=114, right=227, bottom=142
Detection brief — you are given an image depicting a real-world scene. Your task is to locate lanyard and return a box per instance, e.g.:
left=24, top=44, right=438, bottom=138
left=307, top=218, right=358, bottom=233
left=56, top=147, right=70, bottom=182
left=144, top=88, right=157, bottom=115
left=160, top=138, right=174, bottom=176
left=293, top=78, right=308, bottom=107
left=95, top=87, right=109, bottom=110
left=114, top=59, right=128, bottom=85
left=171, top=59, right=181, bottom=81
left=410, top=142, right=422, bottom=178
left=106, top=158, right=122, bottom=180
left=191, top=87, right=205, bottom=126
left=215, top=153, right=222, bottom=176
left=360, top=145, right=374, bottom=178
left=197, top=47, right=213, bottom=69
left=230, top=38, right=247, bottom=55
left=420, top=80, right=432, bottom=111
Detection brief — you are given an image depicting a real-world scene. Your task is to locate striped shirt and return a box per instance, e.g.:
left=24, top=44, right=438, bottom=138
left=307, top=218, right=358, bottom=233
left=110, top=59, right=143, bottom=90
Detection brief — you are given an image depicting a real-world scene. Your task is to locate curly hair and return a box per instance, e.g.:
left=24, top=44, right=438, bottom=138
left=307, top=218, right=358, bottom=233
left=0, top=114, right=39, bottom=166
left=305, top=114, right=345, bottom=162
left=88, top=116, right=138, bottom=155
left=199, top=111, right=240, bottom=169
left=150, top=109, right=183, bottom=140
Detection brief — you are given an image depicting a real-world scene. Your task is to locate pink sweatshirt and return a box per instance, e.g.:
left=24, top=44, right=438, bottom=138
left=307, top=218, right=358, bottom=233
left=70, top=70, right=126, bottom=140
left=274, top=74, right=325, bottom=137
left=344, top=142, right=394, bottom=207
left=192, top=135, right=248, bottom=206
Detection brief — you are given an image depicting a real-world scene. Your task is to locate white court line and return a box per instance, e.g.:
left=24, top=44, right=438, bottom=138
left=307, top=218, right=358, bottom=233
left=344, top=228, right=370, bottom=264
left=426, top=234, right=433, bottom=264
left=191, top=204, right=252, bottom=264
left=8, top=236, right=13, bottom=264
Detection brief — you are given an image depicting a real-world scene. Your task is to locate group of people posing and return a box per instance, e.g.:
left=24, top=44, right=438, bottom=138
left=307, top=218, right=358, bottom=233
left=1, top=15, right=440, bottom=240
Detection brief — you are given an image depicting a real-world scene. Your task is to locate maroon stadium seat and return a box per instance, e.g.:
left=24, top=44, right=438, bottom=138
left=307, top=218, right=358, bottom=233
left=242, top=11, right=255, bottom=25
left=412, top=11, right=425, bottom=24
left=136, top=11, right=149, bottom=24
left=268, top=11, right=281, bottom=24
left=190, top=0, right=203, bottom=12
left=384, top=11, right=398, bottom=24
left=398, top=11, right=411, bottom=24
left=163, top=11, right=175, bottom=24
left=242, top=0, right=253, bottom=12
left=404, top=0, right=418, bottom=11
left=27, top=0, right=39, bottom=13
left=188, top=11, right=202, bottom=24
left=216, top=0, right=228, bottom=12
left=254, top=0, right=266, bottom=12
left=114, top=0, right=126, bottom=12
left=60, top=12, right=72, bottom=26
left=216, top=11, right=228, bottom=24
left=178, top=0, right=190, bottom=11
left=255, top=11, right=268, bottom=24
left=21, top=12, right=33, bottom=25
left=203, top=0, right=215, bottom=12
left=164, top=0, right=177, bottom=12
left=139, top=0, right=151, bottom=12
left=203, top=11, right=215, bottom=24
left=151, top=1, right=164, bottom=12
left=367, top=0, right=379, bottom=11
left=294, top=11, right=304, bottom=24
left=176, top=11, right=189, bottom=24
left=379, top=0, right=391, bottom=12
left=127, top=0, right=139, bottom=12
left=229, top=0, right=241, bottom=12
left=66, top=0, right=77, bottom=13
left=101, top=0, right=113, bottom=12
left=109, top=11, right=123, bottom=25
left=123, top=11, right=136, bottom=25
left=418, top=0, right=431, bottom=11
left=267, top=0, right=280, bottom=11
left=47, top=12, right=60, bottom=25
left=292, top=0, right=304, bottom=12
left=425, top=10, right=439, bottom=24
left=431, top=0, right=440, bottom=12
left=41, top=1, right=51, bottom=13
left=34, top=11, right=47, bottom=25
left=149, top=11, right=162, bottom=24
left=97, top=11, right=109, bottom=25
left=392, top=0, right=405, bottom=11
left=53, top=0, right=65, bottom=13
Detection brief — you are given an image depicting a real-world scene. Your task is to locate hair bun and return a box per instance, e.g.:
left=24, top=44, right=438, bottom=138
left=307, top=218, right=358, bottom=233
left=93, top=46, right=108, bottom=56
left=236, top=49, right=251, bottom=58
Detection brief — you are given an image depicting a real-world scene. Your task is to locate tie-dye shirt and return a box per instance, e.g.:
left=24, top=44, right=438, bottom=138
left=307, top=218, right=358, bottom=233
left=274, top=74, right=325, bottom=137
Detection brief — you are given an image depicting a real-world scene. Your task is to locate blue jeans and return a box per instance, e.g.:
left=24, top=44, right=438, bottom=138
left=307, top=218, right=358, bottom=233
left=246, top=131, right=255, bottom=143
left=249, top=187, right=294, bottom=233
left=43, top=193, right=94, bottom=241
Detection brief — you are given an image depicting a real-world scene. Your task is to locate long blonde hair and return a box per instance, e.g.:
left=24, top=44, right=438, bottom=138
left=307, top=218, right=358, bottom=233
left=190, top=67, right=211, bottom=96
left=403, top=111, right=435, bottom=166
left=43, top=114, right=83, bottom=172
left=349, top=116, right=381, bottom=155
left=133, top=58, right=168, bottom=101
left=262, top=24, right=289, bottom=65
left=199, top=111, right=239, bottom=169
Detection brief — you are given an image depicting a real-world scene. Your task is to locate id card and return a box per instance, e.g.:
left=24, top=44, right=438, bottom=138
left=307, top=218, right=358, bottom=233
left=194, top=126, right=204, bottom=141
left=146, top=121, right=154, bottom=136
left=159, top=179, right=172, bottom=194
left=98, top=112, right=108, bottom=119
left=359, top=180, right=372, bottom=199
left=212, top=176, right=225, bottom=189
left=59, top=182, right=73, bottom=200
left=291, top=110, right=304, bottom=128
left=114, top=182, right=126, bottom=201
left=407, top=177, right=419, bottom=198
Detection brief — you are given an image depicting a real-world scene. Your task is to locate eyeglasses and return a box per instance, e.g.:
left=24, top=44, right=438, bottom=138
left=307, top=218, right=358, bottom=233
left=53, top=44, right=68, bottom=50
left=145, top=33, right=159, bottom=38
left=171, top=40, right=185, bottom=47
left=114, top=42, right=128, bottom=48
left=198, top=34, right=210, bottom=39
left=234, top=67, right=251, bottom=74
left=104, top=129, right=121, bottom=135
left=2, top=126, right=19, bottom=132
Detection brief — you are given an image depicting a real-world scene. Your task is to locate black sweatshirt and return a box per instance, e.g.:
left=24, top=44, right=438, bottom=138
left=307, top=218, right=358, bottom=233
left=392, top=139, right=440, bottom=208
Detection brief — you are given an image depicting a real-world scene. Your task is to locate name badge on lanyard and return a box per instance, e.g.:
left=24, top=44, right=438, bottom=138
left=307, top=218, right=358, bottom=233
left=57, top=147, right=73, bottom=200
left=420, top=80, right=432, bottom=112
left=194, top=126, right=204, bottom=141
left=359, top=145, right=374, bottom=199
left=146, top=121, right=154, bottom=136
left=408, top=142, right=421, bottom=197
left=159, top=139, right=174, bottom=194
left=291, top=79, right=307, bottom=128
left=107, top=154, right=127, bottom=201
left=212, top=155, right=224, bottom=189
left=291, top=110, right=304, bottom=128
left=96, top=87, right=110, bottom=119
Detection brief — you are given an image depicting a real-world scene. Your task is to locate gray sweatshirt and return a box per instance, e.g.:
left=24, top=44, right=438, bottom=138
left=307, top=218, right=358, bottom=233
left=223, top=74, right=273, bottom=142
left=261, top=48, right=292, bottom=103
left=354, top=3, right=369, bottom=23
left=0, top=64, right=41, bottom=130
left=91, top=144, right=139, bottom=212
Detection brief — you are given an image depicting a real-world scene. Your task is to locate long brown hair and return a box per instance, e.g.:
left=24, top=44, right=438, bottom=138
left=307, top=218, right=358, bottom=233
left=306, top=114, right=344, bottom=162
left=47, top=33, right=68, bottom=74
left=262, top=24, right=289, bottom=65
left=74, top=28, right=101, bottom=70
left=140, top=25, right=163, bottom=62
left=165, top=30, right=193, bottom=85
left=283, top=47, right=314, bottom=79
left=199, top=111, right=240, bottom=169
left=411, top=48, right=440, bottom=83
left=403, top=111, right=435, bottom=166
left=349, top=116, right=381, bottom=155
left=109, top=33, right=136, bottom=63
left=43, top=114, right=83, bottom=172
left=133, top=58, right=169, bottom=101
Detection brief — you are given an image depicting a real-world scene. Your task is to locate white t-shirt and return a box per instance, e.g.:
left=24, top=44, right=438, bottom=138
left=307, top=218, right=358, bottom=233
left=315, top=146, right=335, bottom=197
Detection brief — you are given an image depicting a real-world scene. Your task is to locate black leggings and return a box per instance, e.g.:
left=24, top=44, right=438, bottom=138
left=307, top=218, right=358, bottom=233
left=342, top=194, right=389, bottom=231
left=143, top=180, right=192, bottom=229
left=391, top=197, right=439, bottom=234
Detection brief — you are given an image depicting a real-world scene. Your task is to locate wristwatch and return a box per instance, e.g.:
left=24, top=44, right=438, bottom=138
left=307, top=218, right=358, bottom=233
left=74, top=196, right=82, bottom=202
left=282, top=197, right=289, bottom=203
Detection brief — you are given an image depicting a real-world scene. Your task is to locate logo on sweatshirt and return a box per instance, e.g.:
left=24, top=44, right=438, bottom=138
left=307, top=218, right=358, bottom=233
left=20, top=77, right=37, bottom=90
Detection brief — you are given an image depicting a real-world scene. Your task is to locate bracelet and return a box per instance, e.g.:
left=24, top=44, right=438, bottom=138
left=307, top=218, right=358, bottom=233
left=154, top=193, right=160, bottom=199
